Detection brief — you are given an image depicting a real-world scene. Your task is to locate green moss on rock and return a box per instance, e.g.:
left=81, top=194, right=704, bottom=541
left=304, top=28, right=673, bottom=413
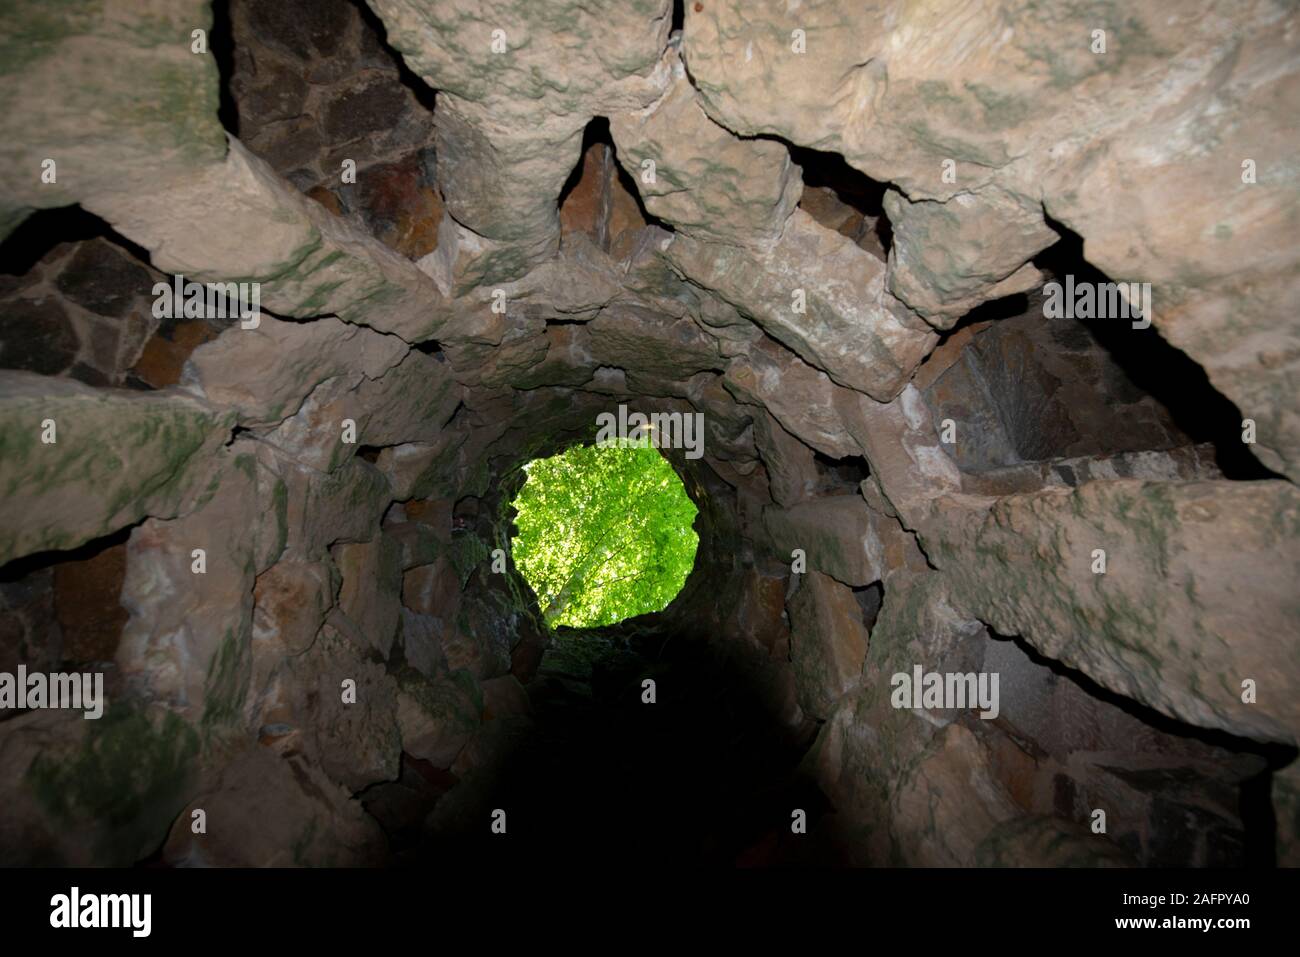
left=24, top=705, right=199, bottom=864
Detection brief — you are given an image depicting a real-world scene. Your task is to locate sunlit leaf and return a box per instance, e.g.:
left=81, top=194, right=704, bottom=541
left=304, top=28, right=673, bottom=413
left=510, top=442, right=699, bottom=628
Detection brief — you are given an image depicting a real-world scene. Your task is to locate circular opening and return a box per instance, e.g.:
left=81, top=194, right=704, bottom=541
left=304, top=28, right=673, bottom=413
left=509, top=439, right=699, bottom=628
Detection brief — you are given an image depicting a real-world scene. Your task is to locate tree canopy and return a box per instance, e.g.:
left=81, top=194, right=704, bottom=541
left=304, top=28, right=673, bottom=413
left=510, top=440, right=699, bottom=628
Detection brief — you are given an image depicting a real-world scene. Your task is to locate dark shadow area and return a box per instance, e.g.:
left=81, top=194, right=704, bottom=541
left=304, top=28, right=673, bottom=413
left=556, top=118, right=608, bottom=211
left=413, top=339, right=446, bottom=361
left=789, top=143, right=893, bottom=257
left=914, top=293, right=1030, bottom=375
left=992, top=628, right=1295, bottom=868
left=1034, top=219, right=1280, bottom=481
left=0, top=206, right=150, bottom=277
left=557, top=117, right=673, bottom=236
left=0, top=524, right=134, bottom=718
left=610, top=142, right=672, bottom=233
left=381, top=617, right=831, bottom=867
left=852, top=582, right=883, bottom=634
left=811, top=449, right=870, bottom=493
left=0, top=524, right=134, bottom=584
left=210, top=0, right=240, bottom=135
left=953, top=291, right=1030, bottom=328
left=350, top=0, right=438, bottom=113
left=224, top=425, right=256, bottom=446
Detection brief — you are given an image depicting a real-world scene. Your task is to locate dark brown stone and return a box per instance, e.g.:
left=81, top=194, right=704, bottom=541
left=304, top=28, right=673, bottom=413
left=0, top=297, right=78, bottom=375
left=131, top=320, right=219, bottom=388
left=85, top=316, right=122, bottom=373
left=324, top=77, right=409, bottom=143
left=53, top=239, right=152, bottom=318
left=347, top=155, right=443, bottom=259
left=405, top=498, right=452, bottom=540
left=230, top=57, right=310, bottom=132
left=239, top=0, right=352, bottom=60
left=53, top=542, right=128, bottom=664
left=0, top=569, right=60, bottom=678
left=246, top=115, right=324, bottom=176
left=799, top=185, right=861, bottom=237
left=306, top=185, right=344, bottom=216
left=510, top=638, right=546, bottom=684
left=356, top=12, right=399, bottom=72
left=607, top=168, right=648, bottom=261
left=560, top=142, right=607, bottom=245
left=67, top=362, right=111, bottom=388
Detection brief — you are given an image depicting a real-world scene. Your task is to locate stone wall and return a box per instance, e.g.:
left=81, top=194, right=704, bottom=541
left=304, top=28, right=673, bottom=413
left=0, top=0, right=1296, bottom=867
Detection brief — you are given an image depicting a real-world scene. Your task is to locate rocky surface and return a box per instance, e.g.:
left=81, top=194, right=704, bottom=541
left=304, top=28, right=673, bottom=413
left=0, top=0, right=1295, bottom=869
left=682, top=0, right=1300, bottom=482
left=0, top=0, right=227, bottom=237
left=0, top=373, right=234, bottom=563
left=923, top=479, right=1300, bottom=745
left=163, top=746, right=385, bottom=867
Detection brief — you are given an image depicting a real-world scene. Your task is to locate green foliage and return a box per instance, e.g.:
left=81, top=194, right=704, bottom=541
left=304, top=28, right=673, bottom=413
left=511, top=441, right=699, bottom=628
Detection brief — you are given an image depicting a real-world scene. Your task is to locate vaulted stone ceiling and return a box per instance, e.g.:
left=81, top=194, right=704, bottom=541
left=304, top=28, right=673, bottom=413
left=0, top=0, right=1296, bottom=868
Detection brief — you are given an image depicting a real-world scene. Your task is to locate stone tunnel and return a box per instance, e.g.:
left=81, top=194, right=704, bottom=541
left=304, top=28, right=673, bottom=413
left=0, top=0, right=1298, bottom=869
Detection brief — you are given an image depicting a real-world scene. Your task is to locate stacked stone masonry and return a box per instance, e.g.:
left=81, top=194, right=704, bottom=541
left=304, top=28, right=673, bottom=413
left=0, top=0, right=1296, bottom=868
